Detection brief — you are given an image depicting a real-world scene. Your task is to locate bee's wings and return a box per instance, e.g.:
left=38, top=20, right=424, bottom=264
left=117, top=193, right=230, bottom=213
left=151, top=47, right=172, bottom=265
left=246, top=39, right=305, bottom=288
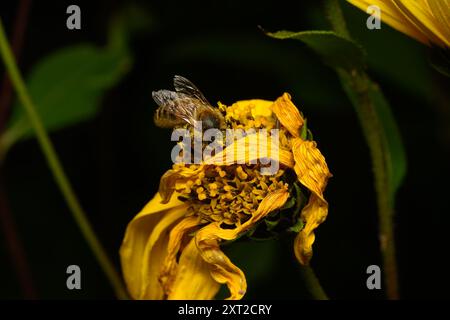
left=173, top=75, right=210, bottom=105
left=152, top=76, right=215, bottom=127
left=152, top=89, right=197, bottom=126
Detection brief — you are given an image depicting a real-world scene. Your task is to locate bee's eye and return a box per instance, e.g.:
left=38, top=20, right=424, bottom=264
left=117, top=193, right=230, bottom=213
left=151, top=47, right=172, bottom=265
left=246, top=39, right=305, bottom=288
left=202, top=116, right=220, bottom=130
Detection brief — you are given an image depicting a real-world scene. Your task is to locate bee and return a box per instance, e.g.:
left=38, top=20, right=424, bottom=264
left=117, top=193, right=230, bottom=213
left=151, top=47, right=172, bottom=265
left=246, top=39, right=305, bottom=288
left=152, top=75, right=226, bottom=130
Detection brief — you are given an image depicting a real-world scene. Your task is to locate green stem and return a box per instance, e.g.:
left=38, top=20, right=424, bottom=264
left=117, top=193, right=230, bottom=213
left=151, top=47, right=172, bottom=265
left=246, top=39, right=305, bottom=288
left=324, top=0, right=399, bottom=299
left=0, top=19, right=128, bottom=300
left=339, top=71, right=399, bottom=299
left=300, top=266, right=329, bottom=300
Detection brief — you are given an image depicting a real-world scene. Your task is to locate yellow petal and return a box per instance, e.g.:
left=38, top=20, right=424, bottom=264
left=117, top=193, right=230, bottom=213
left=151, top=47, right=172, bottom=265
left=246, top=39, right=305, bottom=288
left=160, top=216, right=202, bottom=296
left=392, top=0, right=449, bottom=47
left=195, top=188, right=289, bottom=299
left=204, top=132, right=295, bottom=168
left=251, top=101, right=273, bottom=119
left=347, top=0, right=430, bottom=45
left=292, top=138, right=331, bottom=265
left=427, top=0, right=450, bottom=47
left=194, top=236, right=246, bottom=300
left=167, top=238, right=221, bottom=300
left=159, top=166, right=204, bottom=203
left=294, top=195, right=329, bottom=265
left=272, top=93, right=304, bottom=138
left=119, top=193, right=188, bottom=299
left=292, top=139, right=331, bottom=198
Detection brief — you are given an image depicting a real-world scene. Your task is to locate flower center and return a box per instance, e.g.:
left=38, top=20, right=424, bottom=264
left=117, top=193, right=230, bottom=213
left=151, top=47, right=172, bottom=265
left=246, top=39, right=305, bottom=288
left=170, top=100, right=293, bottom=229
left=176, top=164, right=287, bottom=228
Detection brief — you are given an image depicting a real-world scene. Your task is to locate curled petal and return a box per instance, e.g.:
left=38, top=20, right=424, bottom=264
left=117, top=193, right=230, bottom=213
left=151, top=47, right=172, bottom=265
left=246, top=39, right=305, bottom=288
left=292, top=138, right=331, bottom=265
left=292, top=138, right=331, bottom=199
left=159, top=216, right=203, bottom=296
left=294, top=195, right=329, bottom=265
left=119, top=193, right=188, bottom=299
left=195, top=188, right=289, bottom=299
left=194, top=237, right=246, bottom=300
left=159, top=166, right=204, bottom=203
left=272, top=93, right=304, bottom=138
left=167, top=238, right=221, bottom=300
left=204, top=132, right=295, bottom=168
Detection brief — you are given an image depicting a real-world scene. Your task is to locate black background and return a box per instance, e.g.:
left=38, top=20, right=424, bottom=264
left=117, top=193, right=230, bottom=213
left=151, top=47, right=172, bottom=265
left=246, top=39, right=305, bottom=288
left=0, top=0, right=449, bottom=299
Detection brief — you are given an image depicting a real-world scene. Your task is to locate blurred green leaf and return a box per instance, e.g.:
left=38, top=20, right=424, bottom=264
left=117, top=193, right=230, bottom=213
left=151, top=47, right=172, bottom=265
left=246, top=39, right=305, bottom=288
left=0, top=47, right=131, bottom=157
left=368, top=85, right=407, bottom=194
left=266, top=30, right=365, bottom=71
left=0, top=4, right=156, bottom=154
left=4, top=45, right=130, bottom=147
left=338, top=70, right=407, bottom=198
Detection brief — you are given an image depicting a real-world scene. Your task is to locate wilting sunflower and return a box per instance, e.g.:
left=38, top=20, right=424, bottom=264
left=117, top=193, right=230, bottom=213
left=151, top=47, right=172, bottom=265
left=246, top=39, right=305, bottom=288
left=120, top=92, right=331, bottom=300
left=347, top=0, right=450, bottom=48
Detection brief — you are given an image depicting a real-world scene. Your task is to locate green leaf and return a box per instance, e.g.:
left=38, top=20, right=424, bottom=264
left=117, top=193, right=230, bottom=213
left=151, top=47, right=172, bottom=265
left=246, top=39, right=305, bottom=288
left=300, top=119, right=308, bottom=140
left=0, top=4, right=151, bottom=154
left=368, top=84, right=407, bottom=195
left=338, top=70, right=407, bottom=198
left=266, top=30, right=365, bottom=71
left=288, top=218, right=304, bottom=233
left=264, top=219, right=279, bottom=231
left=280, top=194, right=295, bottom=210
left=5, top=45, right=131, bottom=145
left=267, top=27, right=407, bottom=198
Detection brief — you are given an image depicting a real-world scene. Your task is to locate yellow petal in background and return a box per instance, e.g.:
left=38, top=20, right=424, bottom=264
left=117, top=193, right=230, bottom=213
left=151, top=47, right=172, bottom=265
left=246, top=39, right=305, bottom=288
left=347, top=0, right=450, bottom=47
left=119, top=193, right=188, bottom=299
left=167, top=238, right=221, bottom=300
left=272, top=93, right=304, bottom=138
left=292, top=138, right=331, bottom=265
left=347, top=0, right=429, bottom=44
left=427, top=0, right=450, bottom=47
left=392, top=0, right=449, bottom=47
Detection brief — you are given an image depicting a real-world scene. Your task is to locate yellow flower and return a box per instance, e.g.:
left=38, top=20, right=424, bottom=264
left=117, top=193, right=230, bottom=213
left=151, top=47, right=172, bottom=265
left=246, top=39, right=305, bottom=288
left=120, top=93, right=331, bottom=299
left=347, top=0, right=450, bottom=48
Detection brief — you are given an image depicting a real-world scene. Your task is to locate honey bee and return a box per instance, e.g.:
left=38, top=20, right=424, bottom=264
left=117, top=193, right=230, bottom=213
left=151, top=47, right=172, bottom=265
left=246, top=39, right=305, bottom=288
left=152, top=75, right=226, bottom=130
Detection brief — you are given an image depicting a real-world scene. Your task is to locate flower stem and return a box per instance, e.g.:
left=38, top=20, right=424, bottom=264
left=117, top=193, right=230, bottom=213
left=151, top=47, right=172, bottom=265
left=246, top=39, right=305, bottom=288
left=300, top=266, right=328, bottom=300
left=324, top=0, right=400, bottom=299
left=0, top=18, right=128, bottom=300
left=0, top=0, right=37, bottom=299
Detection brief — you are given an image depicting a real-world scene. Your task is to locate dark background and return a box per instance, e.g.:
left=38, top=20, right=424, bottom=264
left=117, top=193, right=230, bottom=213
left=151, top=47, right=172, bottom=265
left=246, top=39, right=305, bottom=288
left=0, top=0, right=449, bottom=299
